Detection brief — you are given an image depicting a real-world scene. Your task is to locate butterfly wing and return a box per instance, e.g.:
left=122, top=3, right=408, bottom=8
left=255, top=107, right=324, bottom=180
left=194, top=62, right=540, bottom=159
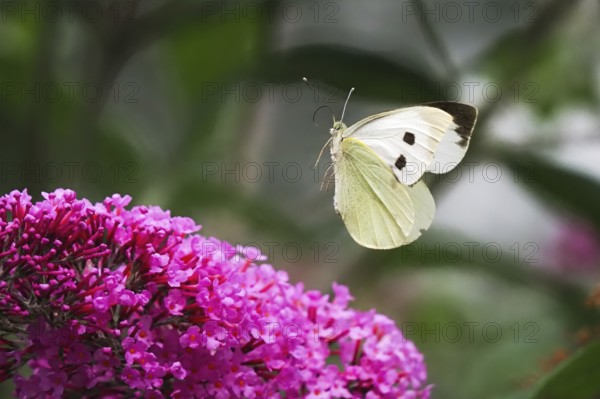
left=424, top=102, right=478, bottom=174
left=334, top=137, right=434, bottom=249
left=344, top=102, right=477, bottom=185
left=405, top=178, right=436, bottom=244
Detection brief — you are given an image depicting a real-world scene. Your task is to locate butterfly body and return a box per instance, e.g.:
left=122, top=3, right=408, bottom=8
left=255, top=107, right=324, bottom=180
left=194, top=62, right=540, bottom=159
left=329, top=121, right=347, bottom=165
left=329, top=121, right=346, bottom=214
left=326, top=102, right=477, bottom=249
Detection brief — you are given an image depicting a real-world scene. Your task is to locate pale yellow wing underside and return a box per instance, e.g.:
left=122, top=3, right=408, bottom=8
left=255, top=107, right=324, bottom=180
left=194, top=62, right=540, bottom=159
left=335, top=138, right=435, bottom=249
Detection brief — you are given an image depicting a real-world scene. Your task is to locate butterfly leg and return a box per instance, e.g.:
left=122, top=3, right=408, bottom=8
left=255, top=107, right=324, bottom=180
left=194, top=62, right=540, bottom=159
left=314, top=136, right=333, bottom=167
left=321, top=162, right=336, bottom=191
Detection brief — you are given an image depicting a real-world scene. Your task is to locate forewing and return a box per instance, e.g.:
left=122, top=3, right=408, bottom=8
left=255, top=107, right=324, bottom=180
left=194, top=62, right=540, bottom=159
left=424, top=102, right=478, bottom=174
left=344, top=102, right=477, bottom=184
left=334, top=138, right=416, bottom=249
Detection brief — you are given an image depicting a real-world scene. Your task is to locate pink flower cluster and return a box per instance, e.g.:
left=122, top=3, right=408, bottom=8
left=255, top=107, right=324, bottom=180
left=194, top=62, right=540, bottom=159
left=0, top=189, right=431, bottom=398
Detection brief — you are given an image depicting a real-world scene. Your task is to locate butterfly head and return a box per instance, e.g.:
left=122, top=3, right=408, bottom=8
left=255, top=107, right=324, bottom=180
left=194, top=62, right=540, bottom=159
left=330, top=121, right=347, bottom=135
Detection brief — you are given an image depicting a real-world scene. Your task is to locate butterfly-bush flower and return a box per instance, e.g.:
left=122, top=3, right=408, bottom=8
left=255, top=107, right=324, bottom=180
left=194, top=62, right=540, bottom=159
left=551, top=220, right=600, bottom=272
left=0, top=189, right=431, bottom=398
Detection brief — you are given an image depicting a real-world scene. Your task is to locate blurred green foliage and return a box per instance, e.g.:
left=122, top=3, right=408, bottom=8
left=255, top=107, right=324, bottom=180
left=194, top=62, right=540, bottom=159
left=529, top=340, right=600, bottom=399
left=1, top=0, right=600, bottom=398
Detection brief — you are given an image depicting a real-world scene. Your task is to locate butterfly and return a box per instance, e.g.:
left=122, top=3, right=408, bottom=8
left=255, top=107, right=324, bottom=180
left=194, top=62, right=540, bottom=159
left=311, top=81, right=478, bottom=250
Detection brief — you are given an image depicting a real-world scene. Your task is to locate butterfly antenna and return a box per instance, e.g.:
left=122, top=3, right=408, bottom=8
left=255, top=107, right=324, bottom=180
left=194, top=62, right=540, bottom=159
left=302, top=77, right=313, bottom=88
left=312, top=105, right=336, bottom=127
left=340, top=87, right=355, bottom=123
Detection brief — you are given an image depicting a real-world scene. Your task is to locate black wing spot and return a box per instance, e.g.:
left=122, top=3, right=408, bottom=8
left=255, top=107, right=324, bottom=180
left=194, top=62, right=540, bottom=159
left=395, top=155, right=407, bottom=171
left=425, top=102, right=478, bottom=148
left=403, top=132, right=415, bottom=145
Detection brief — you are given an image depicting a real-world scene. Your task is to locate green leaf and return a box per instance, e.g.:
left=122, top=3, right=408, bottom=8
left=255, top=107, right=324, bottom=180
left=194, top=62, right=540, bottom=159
left=529, top=340, right=600, bottom=399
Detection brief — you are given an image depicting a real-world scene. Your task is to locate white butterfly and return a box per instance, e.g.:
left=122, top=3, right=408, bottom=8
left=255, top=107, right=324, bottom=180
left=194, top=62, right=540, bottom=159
left=313, top=83, right=478, bottom=250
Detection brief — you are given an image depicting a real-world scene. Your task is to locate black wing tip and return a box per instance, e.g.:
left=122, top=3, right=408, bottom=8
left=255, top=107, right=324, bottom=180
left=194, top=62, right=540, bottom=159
left=425, top=102, right=478, bottom=146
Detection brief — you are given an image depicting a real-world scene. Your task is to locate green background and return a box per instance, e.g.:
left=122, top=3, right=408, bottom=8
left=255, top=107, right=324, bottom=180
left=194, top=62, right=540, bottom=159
left=1, top=0, right=600, bottom=398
